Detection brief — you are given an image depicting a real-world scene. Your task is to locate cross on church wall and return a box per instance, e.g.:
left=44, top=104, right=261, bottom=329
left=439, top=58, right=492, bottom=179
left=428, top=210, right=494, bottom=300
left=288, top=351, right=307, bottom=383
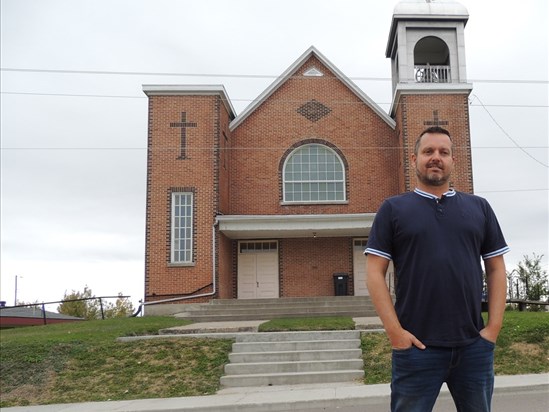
left=170, top=112, right=197, bottom=159
left=423, top=110, right=448, bottom=127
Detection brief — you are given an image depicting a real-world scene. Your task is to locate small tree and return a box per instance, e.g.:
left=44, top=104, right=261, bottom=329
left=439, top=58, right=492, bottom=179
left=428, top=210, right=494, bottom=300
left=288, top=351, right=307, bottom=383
left=57, top=286, right=98, bottom=319
left=104, top=293, right=134, bottom=318
left=57, top=287, right=133, bottom=319
left=514, top=253, right=548, bottom=311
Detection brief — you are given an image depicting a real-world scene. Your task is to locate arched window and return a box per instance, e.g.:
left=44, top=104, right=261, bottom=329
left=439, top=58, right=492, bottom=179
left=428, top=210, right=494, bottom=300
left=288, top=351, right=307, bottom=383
left=283, top=143, right=345, bottom=203
left=414, top=36, right=450, bottom=65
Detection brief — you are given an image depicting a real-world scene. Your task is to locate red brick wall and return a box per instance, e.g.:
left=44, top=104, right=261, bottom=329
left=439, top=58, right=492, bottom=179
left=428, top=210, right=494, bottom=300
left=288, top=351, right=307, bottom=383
left=143, top=58, right=473, bottom=305
left=217, top=233, right=235, bottom=299
left=230, top=56, right=399, bottom=215
left=144, top=94, right=232, bottom=302
left=280, top=238, right=353, bottom=297
left=394, top=93, right=473, bottom=194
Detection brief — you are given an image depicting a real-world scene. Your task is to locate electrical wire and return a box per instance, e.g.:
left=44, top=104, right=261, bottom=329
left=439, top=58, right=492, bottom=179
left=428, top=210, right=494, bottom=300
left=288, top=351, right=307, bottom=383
left=471, top=94, right=549, bottom=168
left=1, top=91, right=547, bottom=110
left=1, top=67, right=548, bottom=84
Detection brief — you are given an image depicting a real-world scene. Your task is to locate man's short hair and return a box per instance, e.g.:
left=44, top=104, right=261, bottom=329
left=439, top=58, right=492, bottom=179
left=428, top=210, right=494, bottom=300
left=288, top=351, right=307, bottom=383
left=414, top=126, right=453, bottom=155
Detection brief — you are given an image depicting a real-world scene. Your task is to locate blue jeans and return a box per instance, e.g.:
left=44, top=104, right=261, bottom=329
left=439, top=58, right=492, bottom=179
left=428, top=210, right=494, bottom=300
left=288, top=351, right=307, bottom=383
left=391, top=337, right=495, bottom=412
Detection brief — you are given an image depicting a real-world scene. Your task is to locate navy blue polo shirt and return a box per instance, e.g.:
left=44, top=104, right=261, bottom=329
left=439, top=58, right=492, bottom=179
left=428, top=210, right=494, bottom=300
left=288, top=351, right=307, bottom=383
left=365, top=188, right=509, bottom=347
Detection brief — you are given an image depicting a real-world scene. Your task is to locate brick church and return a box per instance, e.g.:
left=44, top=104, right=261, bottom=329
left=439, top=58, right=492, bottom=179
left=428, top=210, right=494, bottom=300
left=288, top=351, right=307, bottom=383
left=143, top=0, right=474, bottom=314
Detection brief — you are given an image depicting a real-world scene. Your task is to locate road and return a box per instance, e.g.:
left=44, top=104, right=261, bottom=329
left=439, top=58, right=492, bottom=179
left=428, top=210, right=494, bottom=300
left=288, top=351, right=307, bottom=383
left=315, top=387, right=548, bottom=412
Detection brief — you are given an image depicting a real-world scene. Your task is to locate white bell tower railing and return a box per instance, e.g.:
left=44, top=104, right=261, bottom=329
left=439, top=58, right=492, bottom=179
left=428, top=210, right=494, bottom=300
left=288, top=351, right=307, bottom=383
left=414, top=64, right=451, bottom=83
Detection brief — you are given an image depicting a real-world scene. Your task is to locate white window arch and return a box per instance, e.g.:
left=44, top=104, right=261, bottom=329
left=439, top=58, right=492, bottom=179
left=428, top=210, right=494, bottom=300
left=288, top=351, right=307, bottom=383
left=283, top=143, right=346, bottom=203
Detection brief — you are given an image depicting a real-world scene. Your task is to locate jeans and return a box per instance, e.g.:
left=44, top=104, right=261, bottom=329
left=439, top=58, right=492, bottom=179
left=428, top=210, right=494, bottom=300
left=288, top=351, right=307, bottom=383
left=391, top=337, right=495, bottom=412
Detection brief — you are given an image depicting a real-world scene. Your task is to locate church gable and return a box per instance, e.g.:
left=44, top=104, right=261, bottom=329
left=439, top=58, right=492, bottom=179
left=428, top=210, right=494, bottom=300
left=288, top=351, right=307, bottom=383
left=227, top=51, right=398, bottom=216
left=230, top=46, right=395, bottom=131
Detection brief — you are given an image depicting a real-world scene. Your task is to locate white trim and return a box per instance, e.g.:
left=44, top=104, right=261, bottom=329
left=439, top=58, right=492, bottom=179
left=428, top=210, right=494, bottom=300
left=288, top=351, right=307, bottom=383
left=142, top=84, right=236, bottom=119
left=217, top=213, right=376, bottom=239
left=386, top=4, right=469, bottom=57
left=282, top=143, right=347, bottom=203
left=482, top=246, right=511, bottom=260
left=389, top=82, right=473, bottom=117
left=304, top=67, right=324, bottom=77
left=171, top=192, right=193, bottom=264
left=229, top=46, right=395, bottom=131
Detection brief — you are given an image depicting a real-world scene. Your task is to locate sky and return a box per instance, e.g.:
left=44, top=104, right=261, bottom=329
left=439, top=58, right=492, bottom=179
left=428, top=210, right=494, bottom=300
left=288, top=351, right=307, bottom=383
left=1, top=0, right=548, bottom=310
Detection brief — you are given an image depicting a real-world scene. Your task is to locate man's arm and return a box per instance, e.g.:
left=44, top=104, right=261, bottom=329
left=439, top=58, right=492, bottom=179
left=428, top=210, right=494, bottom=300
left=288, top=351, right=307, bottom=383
left=481, top=254, right=507, bottom=343
left=366, top=254, right=425, bottom=350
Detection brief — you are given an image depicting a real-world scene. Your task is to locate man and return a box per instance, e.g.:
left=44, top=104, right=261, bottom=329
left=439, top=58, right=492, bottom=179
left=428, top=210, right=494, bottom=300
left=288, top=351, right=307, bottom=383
left=365, top=126, right=509, bottom=412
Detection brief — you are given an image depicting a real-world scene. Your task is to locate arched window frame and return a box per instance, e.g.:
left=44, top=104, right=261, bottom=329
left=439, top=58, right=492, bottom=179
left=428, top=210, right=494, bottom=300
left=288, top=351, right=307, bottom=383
left=413, top=35, right=451, bottom=83
left=281, top=142, right=347, bottom=204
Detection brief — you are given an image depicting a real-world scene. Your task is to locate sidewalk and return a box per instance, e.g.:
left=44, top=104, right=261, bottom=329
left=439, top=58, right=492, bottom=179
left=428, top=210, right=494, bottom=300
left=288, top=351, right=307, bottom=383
left=4, top=374, right=548, bottom=412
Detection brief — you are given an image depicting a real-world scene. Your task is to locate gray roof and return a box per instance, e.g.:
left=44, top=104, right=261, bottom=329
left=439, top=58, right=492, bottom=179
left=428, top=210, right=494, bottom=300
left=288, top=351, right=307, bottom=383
left=393, top=0, right=468, bottom=18
left=0, top=306, right=83, bottom=320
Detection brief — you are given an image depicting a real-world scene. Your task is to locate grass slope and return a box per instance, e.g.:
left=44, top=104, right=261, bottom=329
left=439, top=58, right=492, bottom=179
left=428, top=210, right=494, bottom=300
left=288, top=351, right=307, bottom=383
left=362, top=311, right=549, bottom=384
left=1, top=312, right=547, bottom=407
left=0, top=317, right=233, bottom=407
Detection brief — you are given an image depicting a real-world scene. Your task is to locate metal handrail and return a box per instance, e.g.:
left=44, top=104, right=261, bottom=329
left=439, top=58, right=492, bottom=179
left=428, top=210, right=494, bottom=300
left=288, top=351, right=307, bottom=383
left=0, top=296, right=131, bottom=324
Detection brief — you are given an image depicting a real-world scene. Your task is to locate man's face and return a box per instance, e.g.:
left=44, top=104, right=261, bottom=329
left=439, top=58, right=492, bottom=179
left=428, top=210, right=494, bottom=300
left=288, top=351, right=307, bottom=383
left=412, top=133, right=455, bottom=187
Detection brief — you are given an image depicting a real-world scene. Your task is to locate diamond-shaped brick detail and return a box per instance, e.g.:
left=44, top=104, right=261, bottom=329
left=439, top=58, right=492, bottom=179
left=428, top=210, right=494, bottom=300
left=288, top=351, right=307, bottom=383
left=297, top=100, right=331, bottom=122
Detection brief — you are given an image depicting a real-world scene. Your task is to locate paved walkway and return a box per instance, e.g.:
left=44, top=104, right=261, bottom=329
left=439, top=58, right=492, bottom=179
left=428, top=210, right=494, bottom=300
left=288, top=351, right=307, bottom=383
left=4, top=374, right=548, bottom=412
left=156, top=316, right=384, bottom=334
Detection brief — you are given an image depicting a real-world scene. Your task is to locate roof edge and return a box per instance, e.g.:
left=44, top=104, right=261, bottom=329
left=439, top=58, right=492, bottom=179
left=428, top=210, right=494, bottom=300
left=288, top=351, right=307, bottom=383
left=229, top=46, right=395, bottom=131
left=388, top=82, right=473, bottom=117
left=143, top=84, right=236, bottom=119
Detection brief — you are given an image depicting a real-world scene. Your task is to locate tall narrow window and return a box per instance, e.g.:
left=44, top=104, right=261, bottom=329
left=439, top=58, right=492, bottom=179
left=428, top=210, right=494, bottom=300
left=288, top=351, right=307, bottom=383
left=283, top=143, right=346, bottom=202
left=171, top=192, right=193, bottom=263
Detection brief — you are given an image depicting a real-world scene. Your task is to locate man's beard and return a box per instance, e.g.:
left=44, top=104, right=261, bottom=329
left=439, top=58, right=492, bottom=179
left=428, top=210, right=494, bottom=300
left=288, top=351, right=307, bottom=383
left=416, top=163, right=451, bottom=187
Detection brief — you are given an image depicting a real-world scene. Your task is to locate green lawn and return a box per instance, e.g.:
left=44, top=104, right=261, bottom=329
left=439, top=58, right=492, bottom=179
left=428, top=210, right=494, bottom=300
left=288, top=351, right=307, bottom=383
left=1, top=311, right=547, bottom=407
left=361, top=311, right=549, bottom=384
left=0, top=316, right=233, bottom=407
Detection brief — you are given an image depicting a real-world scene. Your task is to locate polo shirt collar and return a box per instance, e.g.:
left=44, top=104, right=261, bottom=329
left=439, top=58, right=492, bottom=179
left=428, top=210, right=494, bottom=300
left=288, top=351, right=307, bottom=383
left=414, top=188, right=456, bottom=200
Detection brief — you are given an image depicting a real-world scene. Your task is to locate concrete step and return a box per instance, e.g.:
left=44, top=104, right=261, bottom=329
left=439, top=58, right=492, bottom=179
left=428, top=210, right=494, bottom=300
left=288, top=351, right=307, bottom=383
left=229, top=348, right=362, bottom=363
left=220, top=370, right=364, bottom=387
left=210, top=296, right=372, bottom=305
left=181, top=304, right=375, bottom=315
left=177, top=310, right=378, bottom=322
left=173, top=296, right=377, bottom=322
left=221, top=330, right=364, bottom=388
left=225, top=359, right=364, bottom=375
left=202, top=300, right=375, bottom=309
left=232, top=339, right=360, bottom=353
left=235, top=330, right=360, bottom=342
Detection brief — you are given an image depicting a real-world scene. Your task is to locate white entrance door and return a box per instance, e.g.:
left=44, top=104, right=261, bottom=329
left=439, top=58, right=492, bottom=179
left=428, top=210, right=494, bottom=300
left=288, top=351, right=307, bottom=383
left=353, top=238, right=394, bottom=296
left=238, top=241, right=279, bottom=299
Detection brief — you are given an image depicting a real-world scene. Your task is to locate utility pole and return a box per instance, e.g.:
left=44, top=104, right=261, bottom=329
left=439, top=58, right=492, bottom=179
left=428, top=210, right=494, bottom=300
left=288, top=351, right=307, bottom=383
left=14, top=275, right=22, bottom=306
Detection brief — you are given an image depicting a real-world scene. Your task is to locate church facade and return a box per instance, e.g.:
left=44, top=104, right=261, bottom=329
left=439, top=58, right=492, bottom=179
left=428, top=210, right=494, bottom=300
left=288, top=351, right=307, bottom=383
left=143, top=0, right=474, bottom=314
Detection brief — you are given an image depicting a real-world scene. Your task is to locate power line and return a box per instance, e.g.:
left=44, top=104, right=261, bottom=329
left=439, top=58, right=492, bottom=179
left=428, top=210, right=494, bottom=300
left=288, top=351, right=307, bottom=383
left=1, top=67, right=548, bottom=84
left=1, top=91, right=144, bottom=99
left=1, top=91, right=548, bottom=109
left=1, top=145, right=547, bottom=151
left=476, top=188, right=548, bottom=194
left=471, top=94, right=549, bottom=168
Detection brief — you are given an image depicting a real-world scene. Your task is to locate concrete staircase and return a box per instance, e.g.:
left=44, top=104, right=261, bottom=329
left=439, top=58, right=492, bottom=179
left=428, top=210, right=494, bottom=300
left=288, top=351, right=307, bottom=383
left=220, top=330, right=364, bottom=387
left=174, top=296, right=377, bottom=322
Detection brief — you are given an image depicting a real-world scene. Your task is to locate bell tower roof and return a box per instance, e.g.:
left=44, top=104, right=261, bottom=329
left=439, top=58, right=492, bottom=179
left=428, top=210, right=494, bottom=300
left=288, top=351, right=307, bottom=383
left=386, top=0, right=472, bottom=117
left=387, top=0, right=469, bottom=58
left=393, top=0, right=468, bottom=19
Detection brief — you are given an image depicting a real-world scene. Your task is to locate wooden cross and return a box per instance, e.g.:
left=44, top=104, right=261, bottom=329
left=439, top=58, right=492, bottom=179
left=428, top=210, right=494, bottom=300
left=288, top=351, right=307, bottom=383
left=170, top=112, right=197, bottom=159
left=423, top=110, right=448, bottom=126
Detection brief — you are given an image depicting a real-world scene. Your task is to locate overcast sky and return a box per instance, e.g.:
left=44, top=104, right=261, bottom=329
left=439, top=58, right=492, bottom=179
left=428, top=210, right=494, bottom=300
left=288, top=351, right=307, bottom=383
left=1, top=0, right=547, bottom=309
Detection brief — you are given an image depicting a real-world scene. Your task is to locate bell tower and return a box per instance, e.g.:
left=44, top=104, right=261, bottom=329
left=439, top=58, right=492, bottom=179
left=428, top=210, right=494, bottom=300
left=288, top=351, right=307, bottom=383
left=387, top=0, right=474, bottom=193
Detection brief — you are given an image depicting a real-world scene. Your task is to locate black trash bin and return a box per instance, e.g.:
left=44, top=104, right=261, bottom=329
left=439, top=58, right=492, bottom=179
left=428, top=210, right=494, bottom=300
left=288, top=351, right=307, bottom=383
left=333, top=273, right=349, bottom=296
